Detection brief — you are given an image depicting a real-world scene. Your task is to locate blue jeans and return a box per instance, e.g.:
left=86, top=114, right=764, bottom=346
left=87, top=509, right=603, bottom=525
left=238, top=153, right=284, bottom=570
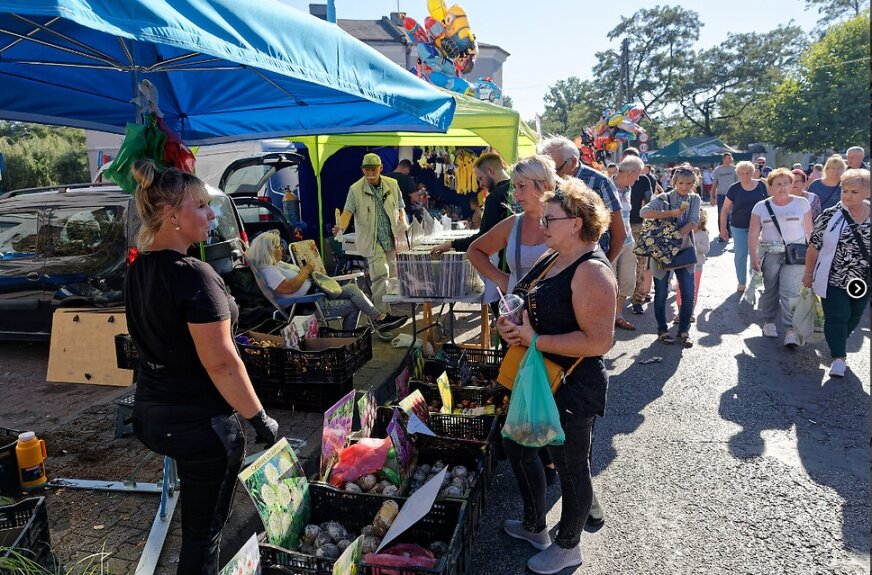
left=320, top=283, right=381, bottom=331
left=730, top=226, right=751, bottom=286
left=717, top=195, right=731, bottom=237
left=654, top=266, right=695, bottom=334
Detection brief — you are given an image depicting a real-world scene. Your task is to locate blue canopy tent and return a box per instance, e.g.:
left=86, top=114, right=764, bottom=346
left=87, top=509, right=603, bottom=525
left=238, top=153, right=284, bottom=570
left=0, top=0, right=456, bottom=144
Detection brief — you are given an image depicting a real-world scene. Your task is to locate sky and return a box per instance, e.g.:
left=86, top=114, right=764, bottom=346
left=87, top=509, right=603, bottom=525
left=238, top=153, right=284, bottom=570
left=281, top=1, right=823, bottom=120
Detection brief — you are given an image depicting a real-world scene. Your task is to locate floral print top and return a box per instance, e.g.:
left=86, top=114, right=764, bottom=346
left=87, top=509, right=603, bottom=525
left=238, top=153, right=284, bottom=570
left=809, top=203, right=871, bottom=289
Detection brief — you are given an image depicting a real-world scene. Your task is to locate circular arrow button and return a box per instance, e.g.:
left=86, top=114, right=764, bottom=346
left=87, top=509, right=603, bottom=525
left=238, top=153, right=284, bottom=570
left=847, top=278, right=868, bottom=299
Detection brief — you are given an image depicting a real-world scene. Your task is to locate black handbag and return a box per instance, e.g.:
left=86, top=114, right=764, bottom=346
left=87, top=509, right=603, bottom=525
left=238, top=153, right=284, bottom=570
left=660, top=237, right=698, bottom=270
left=764, top=200, right=807, bottom=265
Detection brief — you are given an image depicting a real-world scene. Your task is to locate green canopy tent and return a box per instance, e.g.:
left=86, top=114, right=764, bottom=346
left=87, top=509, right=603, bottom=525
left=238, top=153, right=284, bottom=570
left=292, top=92, right=539, bottom=249
left=647, top=136, right=752, bottom=165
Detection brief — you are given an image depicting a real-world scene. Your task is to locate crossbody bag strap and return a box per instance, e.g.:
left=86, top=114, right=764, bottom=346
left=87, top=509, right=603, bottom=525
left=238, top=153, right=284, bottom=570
left=764, top=199, right=787, bottom=248
left=841, top=208, right=871, bottom=264
left=513, top=213, right=523, bottom=279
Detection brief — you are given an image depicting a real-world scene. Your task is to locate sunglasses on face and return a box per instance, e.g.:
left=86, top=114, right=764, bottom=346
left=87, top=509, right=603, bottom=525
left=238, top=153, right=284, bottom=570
left=539, top=215, right=576, bottom=229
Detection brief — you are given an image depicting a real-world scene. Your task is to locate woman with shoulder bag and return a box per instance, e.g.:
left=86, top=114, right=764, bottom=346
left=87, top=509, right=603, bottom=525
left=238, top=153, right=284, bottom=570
left=496, top=177, right=616, bottom=574
left=640, top=166, right=701, bottom=348
left=803, top=168, right=870, bottom=377
left=748, top=168, right=813, bottom=348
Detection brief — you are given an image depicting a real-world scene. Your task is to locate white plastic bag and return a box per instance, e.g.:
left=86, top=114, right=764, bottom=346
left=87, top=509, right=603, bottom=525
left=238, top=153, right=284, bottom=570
left=742, top=269, right=764, bottom=307
left=791, top=287, right=825, bottom=345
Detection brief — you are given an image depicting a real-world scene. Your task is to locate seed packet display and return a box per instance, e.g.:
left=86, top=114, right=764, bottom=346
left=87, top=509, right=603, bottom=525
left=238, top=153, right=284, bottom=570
left=397, top=389, right=429, bottom=423
left=357, top=390, right=377, bottom=438
left=436, top=372, right=452, bottom=415
left=332, top=535, right=364, bottom=575
left=386, top=411, right=414, bottom=490
left=321, top=390, right=356, bottom=480
left=239, top=438, right=309, bottom=549
left=219, top=532, right=261, bottom=575
left=396, top=365, right=411, bottom=401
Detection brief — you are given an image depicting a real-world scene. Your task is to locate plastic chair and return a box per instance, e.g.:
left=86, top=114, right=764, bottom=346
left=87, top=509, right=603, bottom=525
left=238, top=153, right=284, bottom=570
left=290, top=239, right=365, bottom=284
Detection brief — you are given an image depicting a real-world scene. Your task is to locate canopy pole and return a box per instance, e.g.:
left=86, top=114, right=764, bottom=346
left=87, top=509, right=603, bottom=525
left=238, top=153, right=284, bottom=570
left=317, top=173, right=325, bottom=257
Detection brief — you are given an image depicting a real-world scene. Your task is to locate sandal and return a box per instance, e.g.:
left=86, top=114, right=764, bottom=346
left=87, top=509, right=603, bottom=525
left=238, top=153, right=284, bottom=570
left=657, top=332, right=675, bottom=345
left=615, top=317, right=636, bottom=330
left=677, top=333, right=694, bottom=348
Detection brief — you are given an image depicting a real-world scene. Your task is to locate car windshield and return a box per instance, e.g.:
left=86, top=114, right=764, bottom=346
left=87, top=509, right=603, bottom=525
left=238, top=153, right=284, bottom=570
left=208, top=195, right=241, bottom=244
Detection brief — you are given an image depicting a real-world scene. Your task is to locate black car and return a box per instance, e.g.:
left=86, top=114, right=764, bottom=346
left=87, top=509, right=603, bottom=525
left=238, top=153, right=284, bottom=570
left=0, top=183, right=246, bottom=341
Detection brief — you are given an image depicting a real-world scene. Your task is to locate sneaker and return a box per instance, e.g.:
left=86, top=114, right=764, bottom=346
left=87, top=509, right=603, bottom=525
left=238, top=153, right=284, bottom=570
left=716, top=237, right=727, bottom=243
left=631, top=303, right=644, bottom=315
left=374, top=314, right=408, bottom=331
left=784, top=330, right=799, bottom=349
left=372, top=328, right=394, bottom=342
left=587, top=492, right=605, bottom=527
left=762, top=323, right=778, bottom=338
left=829, top=358, right=847, bottom=377
left=527, top=543, right=583, bottom=575
left=503, top=520, right=551, bottom=551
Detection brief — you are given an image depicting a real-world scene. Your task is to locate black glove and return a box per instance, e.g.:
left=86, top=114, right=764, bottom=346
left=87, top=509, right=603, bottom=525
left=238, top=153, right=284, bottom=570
left=247, top=409, right=279, bottom=446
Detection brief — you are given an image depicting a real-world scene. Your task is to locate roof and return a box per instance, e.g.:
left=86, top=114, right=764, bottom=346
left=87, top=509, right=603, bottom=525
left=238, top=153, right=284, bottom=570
left=336, top=17, right=404, bottom=42
left=647, top=137, right=752, bottom=164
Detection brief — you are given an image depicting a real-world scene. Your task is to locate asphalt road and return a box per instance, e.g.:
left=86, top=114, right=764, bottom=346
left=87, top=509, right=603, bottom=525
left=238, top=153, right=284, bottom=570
left=466, top=206, right=870, bottom=574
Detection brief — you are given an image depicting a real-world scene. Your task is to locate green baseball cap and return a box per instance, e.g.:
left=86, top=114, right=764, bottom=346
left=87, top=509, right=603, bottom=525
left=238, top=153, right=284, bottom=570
left=361, top=153, right=382, bottom=167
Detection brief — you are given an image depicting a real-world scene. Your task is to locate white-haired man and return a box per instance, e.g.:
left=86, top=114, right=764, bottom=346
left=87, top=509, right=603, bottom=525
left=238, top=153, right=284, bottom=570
left=846, top=146, right=868, bottom=170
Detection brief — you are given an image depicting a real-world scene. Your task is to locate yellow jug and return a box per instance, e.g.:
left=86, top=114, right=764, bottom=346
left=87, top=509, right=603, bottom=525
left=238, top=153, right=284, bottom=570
left=16, top=432, right=47, bottom=491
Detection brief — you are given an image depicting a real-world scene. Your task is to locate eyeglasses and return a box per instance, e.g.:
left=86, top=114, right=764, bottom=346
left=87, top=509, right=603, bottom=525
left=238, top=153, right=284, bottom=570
left=556, top=156, right=575, bottom=173
left=539, top=215, right=576, bottom=229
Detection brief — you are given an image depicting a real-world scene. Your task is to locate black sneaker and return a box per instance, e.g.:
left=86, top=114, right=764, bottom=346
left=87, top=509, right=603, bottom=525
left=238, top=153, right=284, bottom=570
left=375, top=314, right=408, bottom=331
left=631, top=303, right=644, bottom=315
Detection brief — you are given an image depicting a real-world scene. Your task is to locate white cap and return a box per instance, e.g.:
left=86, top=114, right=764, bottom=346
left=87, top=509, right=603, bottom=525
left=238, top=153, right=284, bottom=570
left=18, top=431, right=35, bottom=441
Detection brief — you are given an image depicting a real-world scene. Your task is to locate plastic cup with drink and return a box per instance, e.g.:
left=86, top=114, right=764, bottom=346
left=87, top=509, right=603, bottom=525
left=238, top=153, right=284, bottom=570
left=497, top=287, right=525, bottom=326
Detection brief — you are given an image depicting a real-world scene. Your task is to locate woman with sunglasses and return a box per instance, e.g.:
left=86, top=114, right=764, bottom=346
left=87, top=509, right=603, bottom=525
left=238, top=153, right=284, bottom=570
left=790, top=168, right=822, bottom=221
left=640, top=166, right=702, bottom=347
left=497, top=177, right=616, bottom=574
left=719, top=161, right=768, bottom=292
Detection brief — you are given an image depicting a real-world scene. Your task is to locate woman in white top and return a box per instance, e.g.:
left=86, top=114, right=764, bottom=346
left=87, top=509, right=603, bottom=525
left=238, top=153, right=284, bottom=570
left=748, top=168, right=813, bottom=348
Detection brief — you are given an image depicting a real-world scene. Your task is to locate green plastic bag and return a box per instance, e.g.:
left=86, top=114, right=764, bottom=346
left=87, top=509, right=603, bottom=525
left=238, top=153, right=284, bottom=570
left=102, top=115, right=167, bottom=195
left=791, top=286, right=825, bottom=346
left=501, top=335, right=566, bottom=448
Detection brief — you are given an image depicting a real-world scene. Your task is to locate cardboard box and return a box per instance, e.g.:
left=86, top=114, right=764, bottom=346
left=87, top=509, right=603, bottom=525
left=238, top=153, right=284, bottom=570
left=47, top=307, right=133, bottom=387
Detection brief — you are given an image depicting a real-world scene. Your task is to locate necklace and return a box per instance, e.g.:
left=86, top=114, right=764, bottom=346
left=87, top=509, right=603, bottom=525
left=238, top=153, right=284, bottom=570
left=848, top=204, right=869, bottom=222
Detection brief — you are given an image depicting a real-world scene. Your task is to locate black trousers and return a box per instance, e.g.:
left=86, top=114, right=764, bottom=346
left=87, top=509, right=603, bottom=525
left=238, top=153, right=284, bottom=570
left=503, top=413, right=596, bottom=548
left=133, top=402, right=245, bottom=575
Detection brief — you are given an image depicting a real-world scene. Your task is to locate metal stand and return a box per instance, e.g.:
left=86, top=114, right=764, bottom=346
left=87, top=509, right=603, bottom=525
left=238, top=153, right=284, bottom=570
left=135, top=457, right=179, bottom=575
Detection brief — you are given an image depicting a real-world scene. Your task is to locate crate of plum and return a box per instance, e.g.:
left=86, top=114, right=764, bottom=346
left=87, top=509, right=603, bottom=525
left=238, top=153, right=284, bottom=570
left=259, top=483, right=465, bottom=575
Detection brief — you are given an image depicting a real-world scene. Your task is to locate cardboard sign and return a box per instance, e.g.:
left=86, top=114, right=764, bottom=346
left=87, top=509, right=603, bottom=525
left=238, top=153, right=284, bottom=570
left=376, top=468, right=447, bottom=553
left=407, top=413, right=436, bottom=436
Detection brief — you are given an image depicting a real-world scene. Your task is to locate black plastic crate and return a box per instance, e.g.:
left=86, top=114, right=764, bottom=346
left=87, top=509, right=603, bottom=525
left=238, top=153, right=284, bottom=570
left=259, top=483, right=464, bottom=575
left=0, top=497, right=55, bottom=569
left=252, top=377, right=354, bottom=413
left=410, top=380, right=508, bottom=414
left=240, top=327, right=372, bottom=387
left=0, top=433, right=18, bottom=496
left=114, top=334, right=139, bottom=371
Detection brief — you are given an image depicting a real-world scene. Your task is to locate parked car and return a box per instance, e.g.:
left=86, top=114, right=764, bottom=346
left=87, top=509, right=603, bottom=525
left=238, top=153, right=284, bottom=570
left=220, top=152, right=306, bottom=254
left=0, top=183, right=246, bottom=341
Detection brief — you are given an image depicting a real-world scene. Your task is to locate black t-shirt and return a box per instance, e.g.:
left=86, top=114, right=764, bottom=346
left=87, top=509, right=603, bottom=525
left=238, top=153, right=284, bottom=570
left=124, top=250, right=237, bottom=413
left=385, top=171, right=416, bottom=199
left=725, top=181, right=768, bottom=229
left=630, top=175, right=654, bottom=223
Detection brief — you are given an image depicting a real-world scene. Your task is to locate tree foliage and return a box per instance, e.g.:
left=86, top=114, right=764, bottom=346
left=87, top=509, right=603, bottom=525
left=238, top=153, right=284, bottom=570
left=593, top=5, right=702, bottom=116
left=0, top=121, right=89, bottom=191
left=804, top=0, right=870, bottom=27
left=764, top=14, right=870, bottom=153
left=679, top=25, right=806, bottom=136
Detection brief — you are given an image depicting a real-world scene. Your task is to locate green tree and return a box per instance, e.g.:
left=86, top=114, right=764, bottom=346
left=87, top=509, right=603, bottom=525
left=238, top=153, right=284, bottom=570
left=765, top=14, right=870, bottom=153
left=540, top=77, right=587, bottom=134
left=805, top=0, right=870, bottom=25
left=679, top=25, right=806, bottom=136
left=0, top=121, right=89, bottom=190
left=501, top=95, right=513, bottom=109
left=593, top=5, right=702, bottom=116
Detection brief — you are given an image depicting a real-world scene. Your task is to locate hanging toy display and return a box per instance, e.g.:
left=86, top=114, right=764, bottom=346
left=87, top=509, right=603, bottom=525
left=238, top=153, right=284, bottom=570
left=577, top=102, right=648, bottom=169
left=401, top=0, right=479, bottom=96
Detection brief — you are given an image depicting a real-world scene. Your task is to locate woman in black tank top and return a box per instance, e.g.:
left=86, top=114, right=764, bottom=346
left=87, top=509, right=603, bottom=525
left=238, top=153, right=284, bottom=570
left=496, top=178, right=617, bottom=573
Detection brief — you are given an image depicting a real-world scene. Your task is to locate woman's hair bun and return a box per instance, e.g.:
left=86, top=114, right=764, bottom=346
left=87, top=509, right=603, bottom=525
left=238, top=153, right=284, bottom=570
left=132, top=159, right=157, bottom=190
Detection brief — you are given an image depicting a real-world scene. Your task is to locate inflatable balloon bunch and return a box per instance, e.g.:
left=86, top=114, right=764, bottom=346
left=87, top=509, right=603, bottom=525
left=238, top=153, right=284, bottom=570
left=584, top=103, right=648, bottom=164
left=402, top=0, right=479, bottom=96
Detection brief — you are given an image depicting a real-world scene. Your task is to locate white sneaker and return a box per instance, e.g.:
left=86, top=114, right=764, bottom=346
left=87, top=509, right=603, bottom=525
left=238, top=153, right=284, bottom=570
left=829, top=358, right=847, bottom=377
left=784, top=330, right=800, bottom=349
left=762, top=323, right=778, bottom=338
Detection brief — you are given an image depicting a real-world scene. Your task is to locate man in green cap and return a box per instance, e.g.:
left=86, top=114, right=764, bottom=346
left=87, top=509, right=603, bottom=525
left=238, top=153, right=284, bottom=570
left=334, top=153, right=408, bottom=325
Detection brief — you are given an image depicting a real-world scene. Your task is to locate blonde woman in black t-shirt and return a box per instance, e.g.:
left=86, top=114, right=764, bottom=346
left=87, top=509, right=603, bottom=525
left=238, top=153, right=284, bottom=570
left=124, top=160, right=279, bottom=575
